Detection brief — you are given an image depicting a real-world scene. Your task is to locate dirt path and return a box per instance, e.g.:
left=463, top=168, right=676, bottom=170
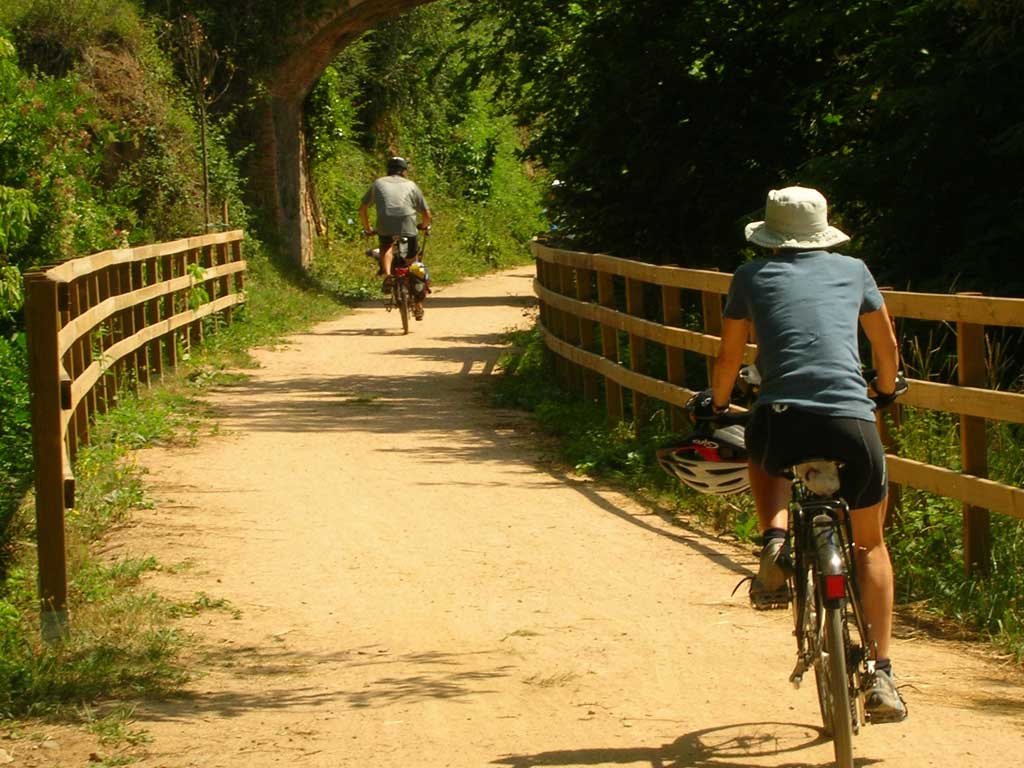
left=22, top=266, right=1024, bottom=767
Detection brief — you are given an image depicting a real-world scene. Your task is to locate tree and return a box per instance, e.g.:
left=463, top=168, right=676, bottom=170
left=169, top=12, right=233, bottom=231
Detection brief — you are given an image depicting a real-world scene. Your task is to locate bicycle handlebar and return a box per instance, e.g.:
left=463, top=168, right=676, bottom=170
left=689, top=371, right=909, bottom=430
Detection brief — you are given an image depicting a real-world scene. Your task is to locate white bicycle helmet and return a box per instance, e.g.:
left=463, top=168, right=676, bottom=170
left=657, top=425, right=751, bottom=495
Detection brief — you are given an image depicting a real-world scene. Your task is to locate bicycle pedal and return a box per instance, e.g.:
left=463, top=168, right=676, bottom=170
left=750, top=592, right=790, bottom=610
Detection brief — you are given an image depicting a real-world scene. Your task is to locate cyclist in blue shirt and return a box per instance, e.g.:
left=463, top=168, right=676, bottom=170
left=699, top=186, right=907, bottom=722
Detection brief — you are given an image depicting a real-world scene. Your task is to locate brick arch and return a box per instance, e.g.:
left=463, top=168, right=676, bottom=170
left=254, top=0, right=433, bottom=268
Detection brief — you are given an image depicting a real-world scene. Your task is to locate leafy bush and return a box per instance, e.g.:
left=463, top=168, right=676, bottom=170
left=0, top=333, right=31, bottom=574
left=0, top=33, right=126, bottom=267
left=0, top=0, right=148, bottom=77
left=305, top=1, right=547, bottom=296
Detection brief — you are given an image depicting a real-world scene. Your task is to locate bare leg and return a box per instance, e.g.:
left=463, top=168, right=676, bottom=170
left=849, top=497, right=894, bottom=661
left=380, top=243, right=394, bottom=277
left=748, top=459, right=791, bottom=532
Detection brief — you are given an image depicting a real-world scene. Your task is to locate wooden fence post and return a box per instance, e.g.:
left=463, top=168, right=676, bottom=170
left=957, top=293, right=990, bottom=575
left=162, top=254, right=178, bottom=370
left=545, top=261, right=570, bottom=388
left=146, top=258, right=163, bottom=381
left=231, top=238, right=245, bottom=296
left=558, top=264, right=583, bottom=394
left=68, top=280, right=89, bottom=454
left=701, top=276, right=723, bottom=387
left=661, top=285, right=687, bottom=431
left=596, top=271, right=624, bottom=424
left=576, top=268, right=600, bottom=403
left=534, top=256, right=547, bottom=327
left=625, top=277, right=646, bottom=430
left=24, top=272, right=70, bottom=642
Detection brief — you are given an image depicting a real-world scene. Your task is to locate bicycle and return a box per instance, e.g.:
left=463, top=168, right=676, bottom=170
left=657, top=374, right=907, bottom=768
left=366, top=231, right=430, bottom=335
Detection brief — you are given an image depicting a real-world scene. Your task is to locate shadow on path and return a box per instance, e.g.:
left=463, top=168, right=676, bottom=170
left=138, top=647, right=513, bottom=722
left=492, top=721, right=877, bottom=768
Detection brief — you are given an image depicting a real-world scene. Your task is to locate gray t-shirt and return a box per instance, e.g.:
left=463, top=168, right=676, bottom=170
left=724, top=250, right=884, bottom=421
left=361, top=175, right=429, bottom=237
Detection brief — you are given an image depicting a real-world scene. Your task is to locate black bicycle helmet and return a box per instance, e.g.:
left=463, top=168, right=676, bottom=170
left=387, top=156, right=408, bottom=173
left=657, top=425, right=751, bottom=495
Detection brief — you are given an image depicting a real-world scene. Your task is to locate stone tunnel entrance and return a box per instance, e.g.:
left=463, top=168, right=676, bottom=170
left=253, top=0, right=434, bottom=269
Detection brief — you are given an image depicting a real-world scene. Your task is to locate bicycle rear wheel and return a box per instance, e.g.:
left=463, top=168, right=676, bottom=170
left=823, top=605, right=855, bottom=768
left=397, top=281, right=410, bottom=334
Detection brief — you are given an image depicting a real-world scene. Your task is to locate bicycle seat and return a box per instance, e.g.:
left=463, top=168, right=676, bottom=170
left=792, top=460, right=842, bottom=496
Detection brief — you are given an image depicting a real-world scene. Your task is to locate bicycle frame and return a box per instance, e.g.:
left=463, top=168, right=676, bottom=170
left=790, top=492, right=866, bottom=673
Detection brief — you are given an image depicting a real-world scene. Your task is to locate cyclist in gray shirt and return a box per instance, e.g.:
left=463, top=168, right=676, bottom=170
left=359, top=157, right=432, bottom=315
left=700, top=186, right=907, bottom=723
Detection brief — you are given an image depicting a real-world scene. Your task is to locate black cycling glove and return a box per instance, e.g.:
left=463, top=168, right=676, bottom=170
left=688, top=388, right=727, bottom=421
left=871, top=371, right=909, bottom=408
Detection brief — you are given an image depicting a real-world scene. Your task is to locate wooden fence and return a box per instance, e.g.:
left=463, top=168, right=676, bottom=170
left=532, top=241, right=1024, bottom=576
left=24, top=230, right=247, bottom=640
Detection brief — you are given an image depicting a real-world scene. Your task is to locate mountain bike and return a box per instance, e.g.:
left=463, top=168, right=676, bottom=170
left=368, top=234, right=429, bottom=335
left=658, top=379, right=906, bottom=768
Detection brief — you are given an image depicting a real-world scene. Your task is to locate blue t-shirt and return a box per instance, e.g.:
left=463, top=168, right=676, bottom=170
left=724, top=250, right=884, bottom=421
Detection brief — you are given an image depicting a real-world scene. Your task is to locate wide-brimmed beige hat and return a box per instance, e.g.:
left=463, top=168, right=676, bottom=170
left=744, top=186, right=850, bottom=250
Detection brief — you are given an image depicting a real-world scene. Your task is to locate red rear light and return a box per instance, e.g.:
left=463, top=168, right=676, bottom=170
left=823, top=574, right=846, bottom=600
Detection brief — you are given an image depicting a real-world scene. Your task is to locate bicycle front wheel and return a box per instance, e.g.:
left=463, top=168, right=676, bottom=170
left=823, top=605, right=855, bottom=768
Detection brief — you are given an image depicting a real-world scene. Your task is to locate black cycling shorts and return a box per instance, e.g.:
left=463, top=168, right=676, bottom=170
left=378, top=235, right=418, bottom=264
left=746, top=404, right=888, bottom=509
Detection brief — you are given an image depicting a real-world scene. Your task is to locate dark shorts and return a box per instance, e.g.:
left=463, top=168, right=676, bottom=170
left=746, top=405, right=887, bottom=508
left=378, top=235, right=418, bottom=265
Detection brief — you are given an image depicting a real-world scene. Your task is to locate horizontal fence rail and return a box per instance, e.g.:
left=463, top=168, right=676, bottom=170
left=24, top=230, right=247, bottom=640
left=531, top=241, right=1024, bottom=576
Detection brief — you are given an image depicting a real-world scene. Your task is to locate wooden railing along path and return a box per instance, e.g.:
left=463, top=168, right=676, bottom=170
left=532, top=241, right=1024, bottom=576
left=24, top=230, right=246, bottom=639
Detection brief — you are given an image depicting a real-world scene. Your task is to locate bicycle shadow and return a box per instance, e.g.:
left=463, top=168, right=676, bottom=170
left=492, top=721, right=881, bottom=768
left=546, top=465, right=754, bottom=579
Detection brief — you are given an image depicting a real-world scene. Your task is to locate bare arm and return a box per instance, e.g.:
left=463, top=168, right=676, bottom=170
left=420, top=209, right=432, bottom=230
left=711, top=317, right=750, bottom=409
left=358, top=201, right=372, bottom=233
left=860, top=304, right=899, bottom=394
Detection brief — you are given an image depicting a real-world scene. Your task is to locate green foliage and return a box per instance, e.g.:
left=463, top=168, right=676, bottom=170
left=305, top=1, right=547, bottom=297
left=0, top=0, right=148, bottom=76
left=459, top=0, right=1024, bottom=295
left=0, top=186, right=37, bottom=257
left=888, top=403, right=1024, bottom=660
left=0, top=332, right=30, bottom=574
left=186, top=262, right=209, bottom=310
left=0, top=38, right=125, bottom=267
left=0, top=0, right=254, bottom=575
